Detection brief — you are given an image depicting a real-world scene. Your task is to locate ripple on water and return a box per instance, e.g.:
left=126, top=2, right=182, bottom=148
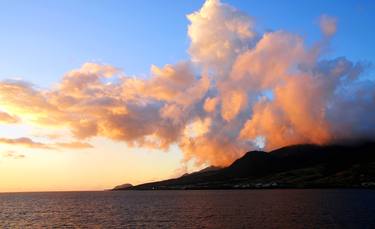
left=0, top=189, right=375, bottom=228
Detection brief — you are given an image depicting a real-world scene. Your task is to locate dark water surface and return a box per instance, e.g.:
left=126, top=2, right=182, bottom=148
left=1, top=189, right=374, bottom=228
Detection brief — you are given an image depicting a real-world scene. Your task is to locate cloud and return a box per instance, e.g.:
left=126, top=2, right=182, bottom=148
left=203, top=97, right=219, bottom=113
left=0, top=137, right=92, bottom=150
left=187, top=0, right=257, bottom=73
left=0, top=137, right=51, bottom=149
left=2, top=150, right=25, bottom=159
left=54, top=142, right=93, bottom=149
left=0, top=80, right=66, bottom=126
left=320, top=15, right=337, bottom=37
left=0, top=0, right=374, bottom=166
left=0, top=111, right=19, bottom=124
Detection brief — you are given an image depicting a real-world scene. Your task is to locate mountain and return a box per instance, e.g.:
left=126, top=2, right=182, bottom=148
left=113, top=183, right=133, bottom=190
left=181, top=165, right=222, bottom=177
left=113, top=141, right=375, bottom=190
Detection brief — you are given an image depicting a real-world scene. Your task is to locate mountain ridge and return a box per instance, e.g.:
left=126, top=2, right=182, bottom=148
left=113, top=141, right=375, bottom=190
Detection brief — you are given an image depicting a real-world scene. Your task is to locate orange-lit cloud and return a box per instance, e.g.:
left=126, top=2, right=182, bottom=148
left=0, top=137, right=92, bottom=150
left=0, top=111, right=19, bottom=124
left=0, top=137, right=51, bottom=149
left=0, top=0, right=374, bottom=167
left=54, top=142, right=93, bottom=149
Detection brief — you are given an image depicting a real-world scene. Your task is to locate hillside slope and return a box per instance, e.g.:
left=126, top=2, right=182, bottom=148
left=113, top=141, right=375, bottom=190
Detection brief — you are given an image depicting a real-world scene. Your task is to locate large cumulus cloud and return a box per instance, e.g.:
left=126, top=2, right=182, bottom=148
left=0, top=0, right=374, bottom=166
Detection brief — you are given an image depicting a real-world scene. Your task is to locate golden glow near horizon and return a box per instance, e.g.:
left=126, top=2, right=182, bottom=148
left=0, top=133, right=189, bottom=192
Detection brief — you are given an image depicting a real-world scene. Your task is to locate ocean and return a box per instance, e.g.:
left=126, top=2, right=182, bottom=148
left=1, top=189, right=374, bottom=228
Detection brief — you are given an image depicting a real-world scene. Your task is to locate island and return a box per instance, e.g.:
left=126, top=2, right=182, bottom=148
left=113, top=141, right=375, bottom=190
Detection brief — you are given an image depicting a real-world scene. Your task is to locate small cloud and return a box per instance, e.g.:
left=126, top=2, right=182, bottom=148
left=0, top=111, right=19, bottom=124
left=0, top=137, right=52, bottom=149
left=31, top=131, right=64, bottom=140
left=0, top=136, right=93, bottom=150
left=2, top=150, right=25, bottom=159
left=55, top=141, right=93, bottom=149
left=319, top=14, right=337, bottom=37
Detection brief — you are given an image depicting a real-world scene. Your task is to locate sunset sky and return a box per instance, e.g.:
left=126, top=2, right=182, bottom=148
left=1, top=0, right=375, bottom=192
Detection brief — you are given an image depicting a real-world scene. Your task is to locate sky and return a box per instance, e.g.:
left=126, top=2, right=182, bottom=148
left=0, top=0, right=375, bottom=192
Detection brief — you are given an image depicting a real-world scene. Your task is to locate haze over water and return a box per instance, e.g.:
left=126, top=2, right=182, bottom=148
left=1, top=190, right=375, bottom=228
